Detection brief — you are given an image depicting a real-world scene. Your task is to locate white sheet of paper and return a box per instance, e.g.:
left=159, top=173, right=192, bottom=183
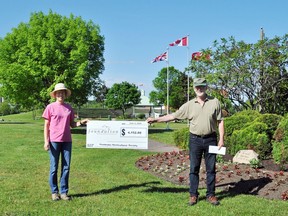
left=86, top=120, right=148, bottom=149
left=209, top=146, right=226, bottom=155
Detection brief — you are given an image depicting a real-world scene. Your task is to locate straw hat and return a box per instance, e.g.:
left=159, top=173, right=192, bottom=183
left=50, top=83, right=71, bottom=98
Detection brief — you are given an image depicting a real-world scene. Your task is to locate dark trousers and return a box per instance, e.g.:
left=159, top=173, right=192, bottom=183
left=188, top=133, right=217, bottom=198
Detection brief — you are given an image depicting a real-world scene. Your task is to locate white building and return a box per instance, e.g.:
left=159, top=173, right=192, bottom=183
left=133, top=90, right=164, bottom=118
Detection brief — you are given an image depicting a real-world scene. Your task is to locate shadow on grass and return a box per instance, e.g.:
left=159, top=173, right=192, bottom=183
left=0, top=122, right=29, bottom=124
left=72, top=181, right=161, bottom=198
left=139, top=177, right=272, bottom=201
left=142, top=186, right=188, bottom=193
left=71, top=127, right=86, bottom=135
left=216, top=177, right=272, bottom=200
left=72, top=177, right=273, bottom=200
left=148, top=128, right=173, bottom=134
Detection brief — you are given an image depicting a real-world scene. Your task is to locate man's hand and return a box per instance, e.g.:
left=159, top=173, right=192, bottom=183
left=146, top=117, right=156, bottom=124
left=146, top=114, right=175, bottom=124
left=218, top=139, right=224, bottom=150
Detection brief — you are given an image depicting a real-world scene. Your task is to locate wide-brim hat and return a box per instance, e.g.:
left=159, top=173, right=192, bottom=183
left=193, top=78, right=207, bottom=87
left=50, top=83, right=71, bottom=98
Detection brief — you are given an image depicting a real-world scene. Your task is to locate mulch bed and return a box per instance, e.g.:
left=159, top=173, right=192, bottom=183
left=135, top=150, right=288, bottom=201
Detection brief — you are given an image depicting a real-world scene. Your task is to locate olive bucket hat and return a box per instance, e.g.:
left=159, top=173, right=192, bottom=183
left=193, top=78, right=207, bottom=87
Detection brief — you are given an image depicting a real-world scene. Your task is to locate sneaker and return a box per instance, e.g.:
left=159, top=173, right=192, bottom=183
left=206, top=196, right=220, bottom=205
left=60, top=194, right=71, bottom=201
left=188, top=196, right=198, bottom=206
left=51, top=193, right=60, bottom=201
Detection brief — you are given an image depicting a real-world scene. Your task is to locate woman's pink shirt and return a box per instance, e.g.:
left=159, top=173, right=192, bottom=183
left=42, top=102, right=74, bottom=142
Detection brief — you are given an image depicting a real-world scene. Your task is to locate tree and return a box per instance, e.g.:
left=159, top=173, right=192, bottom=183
left=149, top=66, right=191, bottom=110
left=255, top=35, right=288, bottom=114
left=105, top=81, right=141, bottom=117
left=92, top=79, right=109, bottom=105
left=0, top=10, right=105, bottom=110
left=0, top=101, right=11, bottom=116
left=190, top=35, right=288, bottom=115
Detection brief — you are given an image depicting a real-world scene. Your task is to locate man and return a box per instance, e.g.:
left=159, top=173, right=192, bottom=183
left=147, top=78, right=224, bottom=206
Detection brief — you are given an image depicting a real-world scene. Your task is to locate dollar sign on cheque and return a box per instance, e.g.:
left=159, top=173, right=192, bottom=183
left=121, top=129, right=125, bottom=136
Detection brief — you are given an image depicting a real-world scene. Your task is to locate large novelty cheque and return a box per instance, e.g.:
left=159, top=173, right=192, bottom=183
left=86, top=121, right=148, bottom=149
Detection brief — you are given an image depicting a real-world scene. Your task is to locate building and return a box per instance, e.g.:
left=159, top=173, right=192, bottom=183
left=132, top=90, right=164, bottom=118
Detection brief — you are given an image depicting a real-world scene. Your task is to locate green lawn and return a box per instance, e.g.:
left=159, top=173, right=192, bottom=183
left=0, top=113, right=287, bottom=215
left=147, top=121, right=187, bottom=145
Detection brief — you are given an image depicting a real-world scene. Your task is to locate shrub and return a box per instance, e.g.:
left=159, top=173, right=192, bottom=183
left=272, top=116, right=288, bottom=165
left=0, top=101, right=11, bottom=116
left=225, top=110, right=261, bottom=136
left=225, top=111, right=281, bottom=159
left=224, top=110, right=261, bottom=153
left=216, top=155, right=225, bottom=163
left=250, top=158, right=261, bottom=169
left=254, top=114, right=283, bottom=140
left=229, top=122, right=269, bottom=159
left=173, top=127, right=189, bottom=150
left=136, top=113, right=146, bottom=119
left=116, top=114, right=132, bottom=119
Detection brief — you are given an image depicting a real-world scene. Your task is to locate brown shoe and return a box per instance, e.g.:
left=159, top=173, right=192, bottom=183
left=188, top=196, right=198, bottom=206
left=206, top=196, right=220, bottom=205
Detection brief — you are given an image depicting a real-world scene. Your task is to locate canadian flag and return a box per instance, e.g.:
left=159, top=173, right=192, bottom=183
left=169, top=36, right=188, bottom=46
left=151, top=51, right=168, bottom=63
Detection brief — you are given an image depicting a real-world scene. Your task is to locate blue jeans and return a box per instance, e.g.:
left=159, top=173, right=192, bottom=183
left=49, top=142, right=72, bottom=194
left=188, top=133, right=217, bottom=198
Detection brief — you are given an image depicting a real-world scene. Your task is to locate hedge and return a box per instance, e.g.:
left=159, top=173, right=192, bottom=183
left=272, top=115, right=288, bottom=165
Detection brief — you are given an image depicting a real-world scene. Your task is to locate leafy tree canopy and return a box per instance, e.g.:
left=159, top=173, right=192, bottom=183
left=189, top=35, right=288, bottom=115
left=0, top=10, right=105, bottom=109
left=105, top=81, right=141, bottom=117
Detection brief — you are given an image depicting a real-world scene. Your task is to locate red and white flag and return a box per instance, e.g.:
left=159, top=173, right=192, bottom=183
left=169, top=36, right=188, bottom=46
left=191, top=52, right=202, bottom=60
left=192, top=52, right=210, bottom=61
left=151, top=51, right=168, bottom=63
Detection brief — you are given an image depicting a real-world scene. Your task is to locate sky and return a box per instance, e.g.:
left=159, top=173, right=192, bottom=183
left=0, top=0, right=287, bottom=96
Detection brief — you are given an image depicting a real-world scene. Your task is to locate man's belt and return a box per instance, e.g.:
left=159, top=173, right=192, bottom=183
left=190, top=132, right=217, bottom=138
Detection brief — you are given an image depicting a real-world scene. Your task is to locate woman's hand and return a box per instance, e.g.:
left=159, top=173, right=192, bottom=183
left=78, top=118, right=89, bottom=126
left=44, top=142, right=50, bottom=151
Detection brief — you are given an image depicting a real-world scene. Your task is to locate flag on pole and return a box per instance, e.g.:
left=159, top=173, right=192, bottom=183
left=192, top=52, right=210, bottom=61
left=151, top=51, right=168, bottom=63
left=191, top=52, right=201, bottom=60
left=169, top=36, right=188, bottom=46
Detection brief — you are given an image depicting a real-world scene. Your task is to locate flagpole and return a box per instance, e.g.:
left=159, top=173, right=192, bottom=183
left=187, top=45, right=190, bottom=102
left=166, top=47, right=170, bottom=130
left=186, top=36, right=190, bottom=127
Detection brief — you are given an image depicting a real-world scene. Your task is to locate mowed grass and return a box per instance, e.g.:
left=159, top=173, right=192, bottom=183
left=0, top=113, right=287, bottom=215
left=147, top=122, right=187, bottom=145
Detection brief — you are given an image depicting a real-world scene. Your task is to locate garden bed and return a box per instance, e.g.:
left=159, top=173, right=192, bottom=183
left=136, top=150, right=288, bottom=201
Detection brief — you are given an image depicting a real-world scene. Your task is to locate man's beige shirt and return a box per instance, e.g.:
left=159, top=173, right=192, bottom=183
left=171, top=96, right=223, bottom=136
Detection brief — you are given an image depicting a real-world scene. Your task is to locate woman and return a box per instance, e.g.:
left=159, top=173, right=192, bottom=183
left=42, top=83, right=88, bottom=201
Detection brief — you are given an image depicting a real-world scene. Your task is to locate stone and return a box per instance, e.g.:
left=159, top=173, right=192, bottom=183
left=233, top=150, right=259, bottom=164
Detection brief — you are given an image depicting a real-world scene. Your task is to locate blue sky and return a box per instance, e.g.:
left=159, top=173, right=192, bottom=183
left=0, top=0, right=287, bottom=95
